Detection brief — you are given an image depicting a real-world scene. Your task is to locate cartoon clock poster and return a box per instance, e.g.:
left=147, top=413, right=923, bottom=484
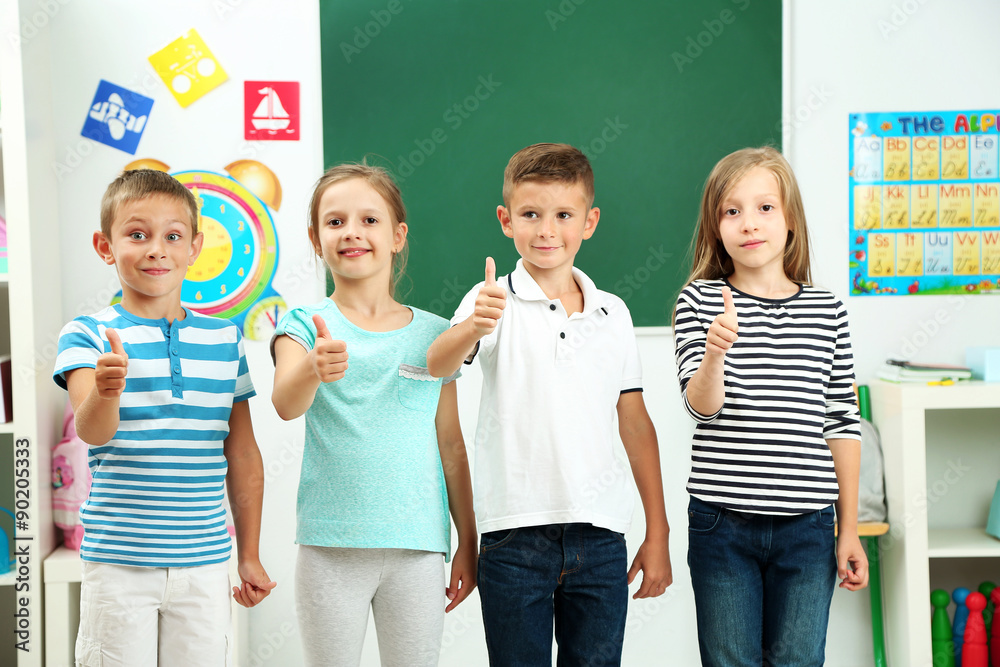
left=849, top=109, right=1000, bottom=296
left=117, top=158, right=286, bottom=341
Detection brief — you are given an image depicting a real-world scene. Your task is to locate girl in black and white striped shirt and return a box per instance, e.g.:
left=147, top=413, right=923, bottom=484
left=673, top=147, right=867, bottom=666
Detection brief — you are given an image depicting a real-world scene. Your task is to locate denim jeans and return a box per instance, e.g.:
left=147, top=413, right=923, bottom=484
left=478, top=523, right=628, bottom=667
left=687, top=496, right=837, bottom=667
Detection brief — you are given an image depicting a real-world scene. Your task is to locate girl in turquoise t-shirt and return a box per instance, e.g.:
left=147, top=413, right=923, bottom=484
left=271, top=163, right=476, bottom=667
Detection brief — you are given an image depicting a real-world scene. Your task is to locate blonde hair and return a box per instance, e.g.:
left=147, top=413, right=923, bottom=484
left=100, top=168, right=199, bottom=237
left=502, top=143, right=595, bottom=207
left=685, top=146, right=811, bottom=286
left=307, top=162, right=408, bottom=296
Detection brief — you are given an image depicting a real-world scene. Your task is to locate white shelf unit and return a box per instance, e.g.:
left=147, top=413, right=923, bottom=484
left=928, top=528, right=1000, bottom=559
left=0, top=1, right=66, bottom=665
left=869, top=381, right=1000, bottom=666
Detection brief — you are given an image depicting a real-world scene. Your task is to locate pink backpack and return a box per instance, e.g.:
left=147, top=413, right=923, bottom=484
left=51, top=402, right=91, bottom=549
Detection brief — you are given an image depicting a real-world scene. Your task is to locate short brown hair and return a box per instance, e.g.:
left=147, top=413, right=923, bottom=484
left=685, top=146, right=811, bottom=286
left=100, top=169, right=200, bottom=237
left=502, top=143, right=595, bottom=207
left=307, top=162, right=408, bottom=296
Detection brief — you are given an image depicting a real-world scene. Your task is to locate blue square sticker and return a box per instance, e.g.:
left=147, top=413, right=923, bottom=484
left=81, top=80, right=154, bottom=155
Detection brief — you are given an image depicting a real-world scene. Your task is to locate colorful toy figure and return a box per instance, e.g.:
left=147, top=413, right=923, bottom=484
left=964, top=592, right=988, bottom=667
left=931, top=588, right=956, bottom=667
left=954, top=587, right=970, bottom=666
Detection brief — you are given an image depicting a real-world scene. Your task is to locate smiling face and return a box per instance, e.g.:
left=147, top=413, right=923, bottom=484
left=310, top=177, right=407, bottom=290
left=94, top=193, right=202, bottom=320
left=498, top=179, right=599, bottom=279
left=718, top=166, right=790, bottom=281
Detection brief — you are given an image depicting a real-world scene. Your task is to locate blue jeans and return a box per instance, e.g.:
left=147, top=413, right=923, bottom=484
left=478, top=523, right=628, bottom=667
left=687, top=496, right=837, bottom=667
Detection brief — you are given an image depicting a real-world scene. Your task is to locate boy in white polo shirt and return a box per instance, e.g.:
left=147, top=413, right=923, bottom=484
left=427, top=142, right=671, bottom=665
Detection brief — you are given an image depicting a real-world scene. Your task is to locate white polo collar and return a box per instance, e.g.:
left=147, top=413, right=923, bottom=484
left=506, top=259, right=608, bottom=317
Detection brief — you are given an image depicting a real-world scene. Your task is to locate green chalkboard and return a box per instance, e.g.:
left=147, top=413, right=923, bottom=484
left=320, top=0, right=781, bottom=326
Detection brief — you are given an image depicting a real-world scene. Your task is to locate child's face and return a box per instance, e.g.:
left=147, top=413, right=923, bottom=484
left=498, top=180, right=598, bottom=277
left=718, top=167, right=789, bottom=278
left=310, top=178, right=407, bottom=288
left=94, top=194, right=202, bottom=315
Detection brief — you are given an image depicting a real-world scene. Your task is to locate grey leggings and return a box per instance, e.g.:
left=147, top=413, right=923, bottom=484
left=295, top=545, right=445, bottom=667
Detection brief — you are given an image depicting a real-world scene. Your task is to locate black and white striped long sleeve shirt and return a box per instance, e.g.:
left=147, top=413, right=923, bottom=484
left=673, top=279, right=862, bottom=515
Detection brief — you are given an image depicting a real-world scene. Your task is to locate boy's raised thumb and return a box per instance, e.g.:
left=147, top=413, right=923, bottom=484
left=106, top=328, right=126, bottom=357
left=485, top=257, right=497, bottom=287
left=312, top=314, right=331, bottom=341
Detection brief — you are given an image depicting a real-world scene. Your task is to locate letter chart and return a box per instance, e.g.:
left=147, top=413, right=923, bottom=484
left=849, top=110, right=1000, bottom=295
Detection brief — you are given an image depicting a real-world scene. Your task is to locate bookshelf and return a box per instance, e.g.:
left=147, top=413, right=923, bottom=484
left=869, top=381, right=1000, bottom=665
left=0, top=1, right=66, bottom=664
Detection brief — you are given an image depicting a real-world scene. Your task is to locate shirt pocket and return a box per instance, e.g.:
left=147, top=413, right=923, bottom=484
left=397, top=364, right=441, bottom=413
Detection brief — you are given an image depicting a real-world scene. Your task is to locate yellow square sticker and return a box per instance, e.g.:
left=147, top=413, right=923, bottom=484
left=149, top=29, right=227, bottom=108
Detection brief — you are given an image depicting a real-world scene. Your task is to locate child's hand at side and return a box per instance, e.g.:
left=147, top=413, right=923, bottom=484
left=95, top=328, right=128, bottom=399
left=705, top=286, right=738, bottom=358
left=627, top=532, right=673, bottom=599
left=445, top=541, right=478, bottom=613
left=310, top=314, right=349, bottom=382
left=473, top=257, right=506, bottom=336
left=233, top=558, right=277, bottom=608
left=836, top=531, right=869, bottom=591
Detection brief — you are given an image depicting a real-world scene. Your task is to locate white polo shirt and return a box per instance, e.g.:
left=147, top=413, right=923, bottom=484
left=452, top=259, right=642, bottom=534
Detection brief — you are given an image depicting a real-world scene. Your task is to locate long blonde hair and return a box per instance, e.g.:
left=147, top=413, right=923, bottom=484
left=307, top=161, right=409, bottom=297
left=685, top=146, right=811, bottom=286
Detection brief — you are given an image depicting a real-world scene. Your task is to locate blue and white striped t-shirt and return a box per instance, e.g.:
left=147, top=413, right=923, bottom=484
left=54, top=305, right=255, bottom=567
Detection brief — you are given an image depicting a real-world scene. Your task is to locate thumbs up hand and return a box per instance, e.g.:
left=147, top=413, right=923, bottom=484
left=706, top=286, right=739, bottom=357
left=473, top=257, right=507, bottom=336
left=310, top=314, right=349, bottom=383
left=95, top=328, right=129, bottom=399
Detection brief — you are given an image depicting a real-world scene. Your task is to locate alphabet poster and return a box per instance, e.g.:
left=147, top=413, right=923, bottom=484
left=849, top=110, right=1000, bottom=295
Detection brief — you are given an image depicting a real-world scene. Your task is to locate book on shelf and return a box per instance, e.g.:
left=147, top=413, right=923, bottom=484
left=877, top=359, right=973, bottom=383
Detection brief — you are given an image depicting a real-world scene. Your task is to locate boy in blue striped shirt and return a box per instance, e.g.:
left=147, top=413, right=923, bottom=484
left=54, top=169, right=275, bottom=666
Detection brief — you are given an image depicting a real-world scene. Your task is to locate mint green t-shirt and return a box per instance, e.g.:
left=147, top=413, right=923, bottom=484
left=273, top=300, right=454, bottom=559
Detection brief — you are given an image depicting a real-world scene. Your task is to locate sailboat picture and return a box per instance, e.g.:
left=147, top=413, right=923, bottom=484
left=244, top=81, right=300, bottom=141
left=252, top=87, right=291, bottom=130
